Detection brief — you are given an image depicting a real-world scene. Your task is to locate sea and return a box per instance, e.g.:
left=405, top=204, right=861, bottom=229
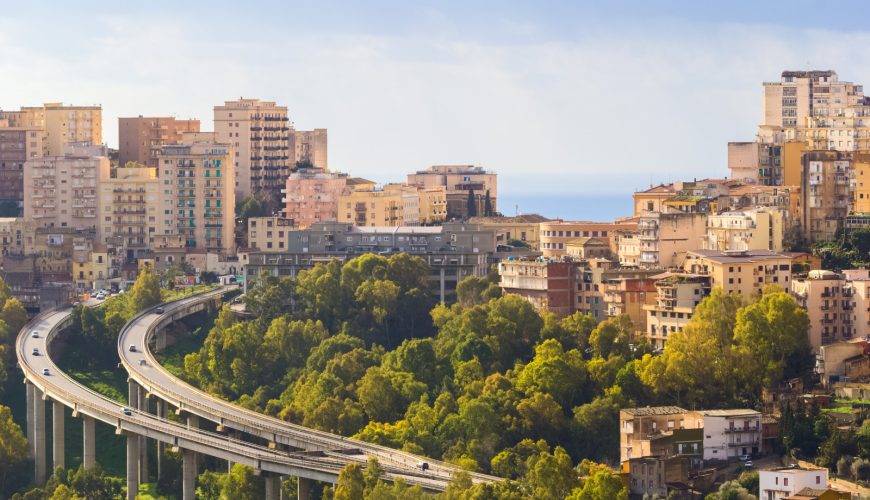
left=497, top=192, right=633, bottom=222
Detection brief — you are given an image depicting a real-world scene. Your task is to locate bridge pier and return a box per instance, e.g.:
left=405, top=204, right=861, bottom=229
left=52, top=400, right=65, bottom=470
left=264, top=474, right=280, bottom=500
left=156, top=400, right=165, bottom=481
left=182, top=448, right=197, bottom=500
left=33, top=385, right=46, bottom=484
left=138, top=386, right=148, bottom=483
left=25, top=381, right=34, bottom=457
left=298, top=476, right=312, bottom=500
left=126, top=433, right=139, bottom=500
left=83, top=416, right=96, bottom=468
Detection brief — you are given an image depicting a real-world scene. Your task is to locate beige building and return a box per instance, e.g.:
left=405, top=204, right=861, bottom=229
left=118, top=116, right=200, bottom=168
left=728, top=142, right=782, bottom=185
left=97, top=166, right=160, bottom=261
left=338, top=187, right=407, bottom=227
left=4, top=103, right=102, bottom=157
left=853, top=152, right=870, bottom=214
left=282, top=168, right=350, bottom=228
left=633, top=179, right=732, bottom=215
left=24, top=143, right=109, bottom=230
left=247, top=216, right=295, bottom=252
left=541, top=219, right=637, bottom=258
left=0, top=217, right=35, bottom=257
left=798, top=150, right=851, bottom=242
left=620, top=406, right=688, bottom=463
left=0, top=116, right=45, bottom=207
left=407, top=165, right=497, bottom=218
left=214, top=98, right=290, bottom=200
left=637, top=212, right=707, bottom=269
left=416, top=185, right=448, bottom=224
left=468, top=214, right=549, bottom=250
left=791, top=269, right=870, bottom=353
left=292, top=128, right=328, bottom=170
left=614, top=229, right=641, bottom=267
left=644, top=274, right=711, bottom=349
left=156, top=133, right=236, bottom=254
left=682, top=249, right=797, bottom=299
left=566, top=237, right=612, bottom=259
left=704, top=207, right=786, bottom=252
left=602, top=277, right=658, bottom=335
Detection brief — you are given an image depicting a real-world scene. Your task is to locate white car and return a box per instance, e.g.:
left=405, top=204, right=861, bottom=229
left=31, top=332, right=39, bottom=339
left=121, top=407, right=132, bottom=416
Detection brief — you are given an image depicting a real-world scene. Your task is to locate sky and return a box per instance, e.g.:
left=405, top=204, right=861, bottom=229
left=3, top=0, right=870, bottom=208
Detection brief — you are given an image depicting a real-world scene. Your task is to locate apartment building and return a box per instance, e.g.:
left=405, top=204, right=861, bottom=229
left=214, top=98, right=290, bottom=200
left=97, top=166, right=159, bottom=261
left=566, top=237, right=612, bottom=259
left=619, top=406, right=688, bottom=463
left=637, top=212, right=707, bottom=269
left=24, top=143, right=109, bottom=230
left=722, top=183, right=798, bottom=218
left=0, top=117, right=44, bottom=208
left=816, top=339, right=870, bottom=388
left=613, top=229, right=641, bottom=267
left=0, top=217, right=35, bottom=257
left=416, top=186, right=448, bottom=224
left=156, top=133, right=236, bottom=254
left=728, top=142, right=783, bottom=185
left=244, top=222, right=495, bottom=303
left=628, top=456, right=689, bottom=499
left=685, top=409, right=761, bottom=460
left=499, top=258, right=576, bottom=317
left=760, top=70, right=870, bottom=153
left=633, top=179, right=733, bottom=215
left=338, top=186, right=407, bottom=227
left=854, top=152, right=870, bottom=214
left=704, top=207, right=786, bottom=252
left=602, top=277, right=657, bottom=334
left=3, top=103, right=102, bottom=157
left=247, top=216, right=295, bottom=251
left=799, top=150, right=851, bottom=243
left=407, top=165, right=497, bottom=218
left=644, top=274, right=711, bottom=349
left=540, top=219, right=637, bottom=258
left=291, top=128, right=328, bottom=169
left=760, top=466, right=829, bottom=500
left=575, top=260, right=661, bottom=321
left=118, top=116, right=200, bottom=168
left=791, top=270, right=870, bottom=352
left=683, top=249, right=798, bottom=298
left=282, top=168, right=349, bottom=228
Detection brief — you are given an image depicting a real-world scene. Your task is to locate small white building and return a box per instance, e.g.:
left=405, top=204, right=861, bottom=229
left=686, top=409, right=761, bottom=461
left=759, top=466, right=828, bottom=500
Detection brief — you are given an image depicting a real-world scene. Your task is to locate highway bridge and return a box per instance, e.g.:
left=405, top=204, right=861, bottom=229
left=17, top=288, right=499, bottom=499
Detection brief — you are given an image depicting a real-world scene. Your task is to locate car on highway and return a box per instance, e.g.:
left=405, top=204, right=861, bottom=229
left=154, top=307, right=164, bottom=314
left=31, top=331, right=39, bottom=339
left=129, top=344, right=136, bottom=352
left=418, top=461, right=429, bottom=471
left=42, top=368, right=50, bottom=376
left=32, top=348, right=39, bottom=356
left=121, top=407, right=132, bottom=416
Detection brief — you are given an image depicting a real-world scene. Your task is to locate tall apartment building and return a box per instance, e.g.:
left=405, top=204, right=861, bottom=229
left=97, top=166, right=160, bottom=261
left=118, top=116, right=200, bottom=168
left=644, top=274, right=711, bottom=349
left=682, top=249, right=797, bottom=298
left=24, top=143, right=109, bottom=230
left=799, top=150, right=851, bottom=242
left=214, top=98, right=290, bottom=200
left=3, top=103, right=102, bottom=156
left=704, top=207, right=786, bottom=252
left=407, top=165, right=497, bottom=218
left=541, top=219, right=637, bottom=258
left=602, top=277, right=657, bottom=334
left=637, top=212, right=707, bottom=269
left=292, top=128, right=328, bottom=169
left=156, top=133, right=236, bottom=254
left=499, top=259, right=577, bottom=318
left=282, top=168, right=350, bottom=228
left=0, top=119, right=44, bottom=208
left=854, top=152, right=870, bottom=214
left=791, top=269, right=870, bottom=352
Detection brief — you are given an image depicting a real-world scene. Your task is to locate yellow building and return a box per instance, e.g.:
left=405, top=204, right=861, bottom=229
left=416, top=185, right=448, bottom=224
left=339, top=187, right=406, bottom=227
left=854, top=152, right=870, bottom=214
left=90, top=244, right=110, bottom=289
left=98, top=166, right=160, bottom=260
left=5, top=103, right=102, bottom=157
left=247, top=216, right=295, bottom=251
left=782, top=141, right=806, bottom=187
left=643, top=274, right=711, bottom=349
left=156, top=133, right=236, bottom=254
left=704, top=207, right=786, bottom=252
left=682, top=249, right=798, bottom=299
left=468, top=214, right=549, bottom=250
left=791, top=270, right=870, bottom=353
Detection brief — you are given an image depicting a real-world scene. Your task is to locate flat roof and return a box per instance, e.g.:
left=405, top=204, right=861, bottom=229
left=687, top=249, right=794, bottom=264
left=622, top=406, right=687, bottom=417
left=695, top=409, right=760, bottom=417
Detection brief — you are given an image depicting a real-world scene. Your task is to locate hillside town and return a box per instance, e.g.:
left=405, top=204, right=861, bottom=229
left=3, top=70, right=870, bottom=499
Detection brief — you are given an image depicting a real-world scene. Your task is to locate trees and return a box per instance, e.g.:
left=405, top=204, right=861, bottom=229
left=467, top=190, right=477, bottom=217
left=335, top=463, right=365, bottom=500
left=484, top=190, right=493, bottom=217
left=0, top=405, right=29, bottom=497
left=127, top=265, right=162, bottom=314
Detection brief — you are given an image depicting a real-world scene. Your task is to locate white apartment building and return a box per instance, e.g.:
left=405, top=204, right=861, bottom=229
left=703, top=208, right=786, bottom=252
left=686, top=409, right=761, bottom=461
left=759, top=466, right=828, bottom=500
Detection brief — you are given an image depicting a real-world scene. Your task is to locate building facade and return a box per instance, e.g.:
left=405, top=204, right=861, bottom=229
left=214, top=98, right=290, bottom=200
left=407, top=165, right=497, bottom=219
left=637, top=212, right=707, bottom=269
left=799, top=150, right=851, bottom=243
left=540, top=220, right=637, bottom=258
left=0, top=118, right=44, bottom=209
left=685, top=409, right=761, bottom=461
left=760, top=467, right=829, bottom=500
left=282, top=168, right=349, bottom=228
left=682, top=249, right=797, bottom=298
left=644, top=274, right=711, bottom=349
left=791, top=270, right=870, bottom=353
left=247, top=216, right=295, bottom=251
left=704, top=208, right=786, bottom=252
left=97, top=166, right=160, bottom=262
left=602, top=277, right=657, bottom=334
left=292, top=128, right=328, bottom=170
left=499, top=259, right=576, bottom=317
left=619, top=406, right=688, bottom=463
left=118, top=116, right=200, bottom=168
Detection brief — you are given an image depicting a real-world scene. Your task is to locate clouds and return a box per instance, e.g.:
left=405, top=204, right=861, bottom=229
left=2, top=4, right=870, bottom=196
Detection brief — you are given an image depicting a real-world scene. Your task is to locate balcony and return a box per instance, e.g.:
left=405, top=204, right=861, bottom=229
left=725, top=426, right=759, bottom=433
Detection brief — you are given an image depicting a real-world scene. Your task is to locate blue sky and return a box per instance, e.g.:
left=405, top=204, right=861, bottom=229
left=3, top=0, right=870, bottom=199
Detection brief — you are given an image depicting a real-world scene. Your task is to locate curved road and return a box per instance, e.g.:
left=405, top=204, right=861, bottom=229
left=17, top=296, right=462, bottom=499
left=119, top=287, right=500, bottom=486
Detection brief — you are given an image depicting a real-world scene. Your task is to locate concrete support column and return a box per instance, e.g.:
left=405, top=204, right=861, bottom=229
left=264, top=474, right=280, bottom=500
left=138, top=387, right=148, bottom=483
left=126, top=433, right=139, bottom=500
left=155, top=330, right=166, bottom=351
left=127, top=379, right=138, bottom=409
left=187, top=414, right=200, bottom=472
left=33, top=386, right=46, bottom=484
left=25, top=382, right=35, bottom=457
left=439, top=268, right=446, bottom=304
left=82, top=416, right=96, bottom=469
left=156, top=400, right=165, bottom=481
left=52, top=401, right=65, bottom=470
left=182, top=449, right=196, bottom=500
left=298, top=477, right=312, bottom=500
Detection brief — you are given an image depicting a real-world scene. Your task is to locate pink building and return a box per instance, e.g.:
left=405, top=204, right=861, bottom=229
left=282, top=168, right=364, bottom=228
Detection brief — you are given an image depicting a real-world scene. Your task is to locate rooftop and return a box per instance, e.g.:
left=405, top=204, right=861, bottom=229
left=694, top=409, right=760, bottom=417
left=621, top=406, right=687, bottom=417
left=469, top=214, right=550, bottom=224
left=687, top=249, right=795, bottom=264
